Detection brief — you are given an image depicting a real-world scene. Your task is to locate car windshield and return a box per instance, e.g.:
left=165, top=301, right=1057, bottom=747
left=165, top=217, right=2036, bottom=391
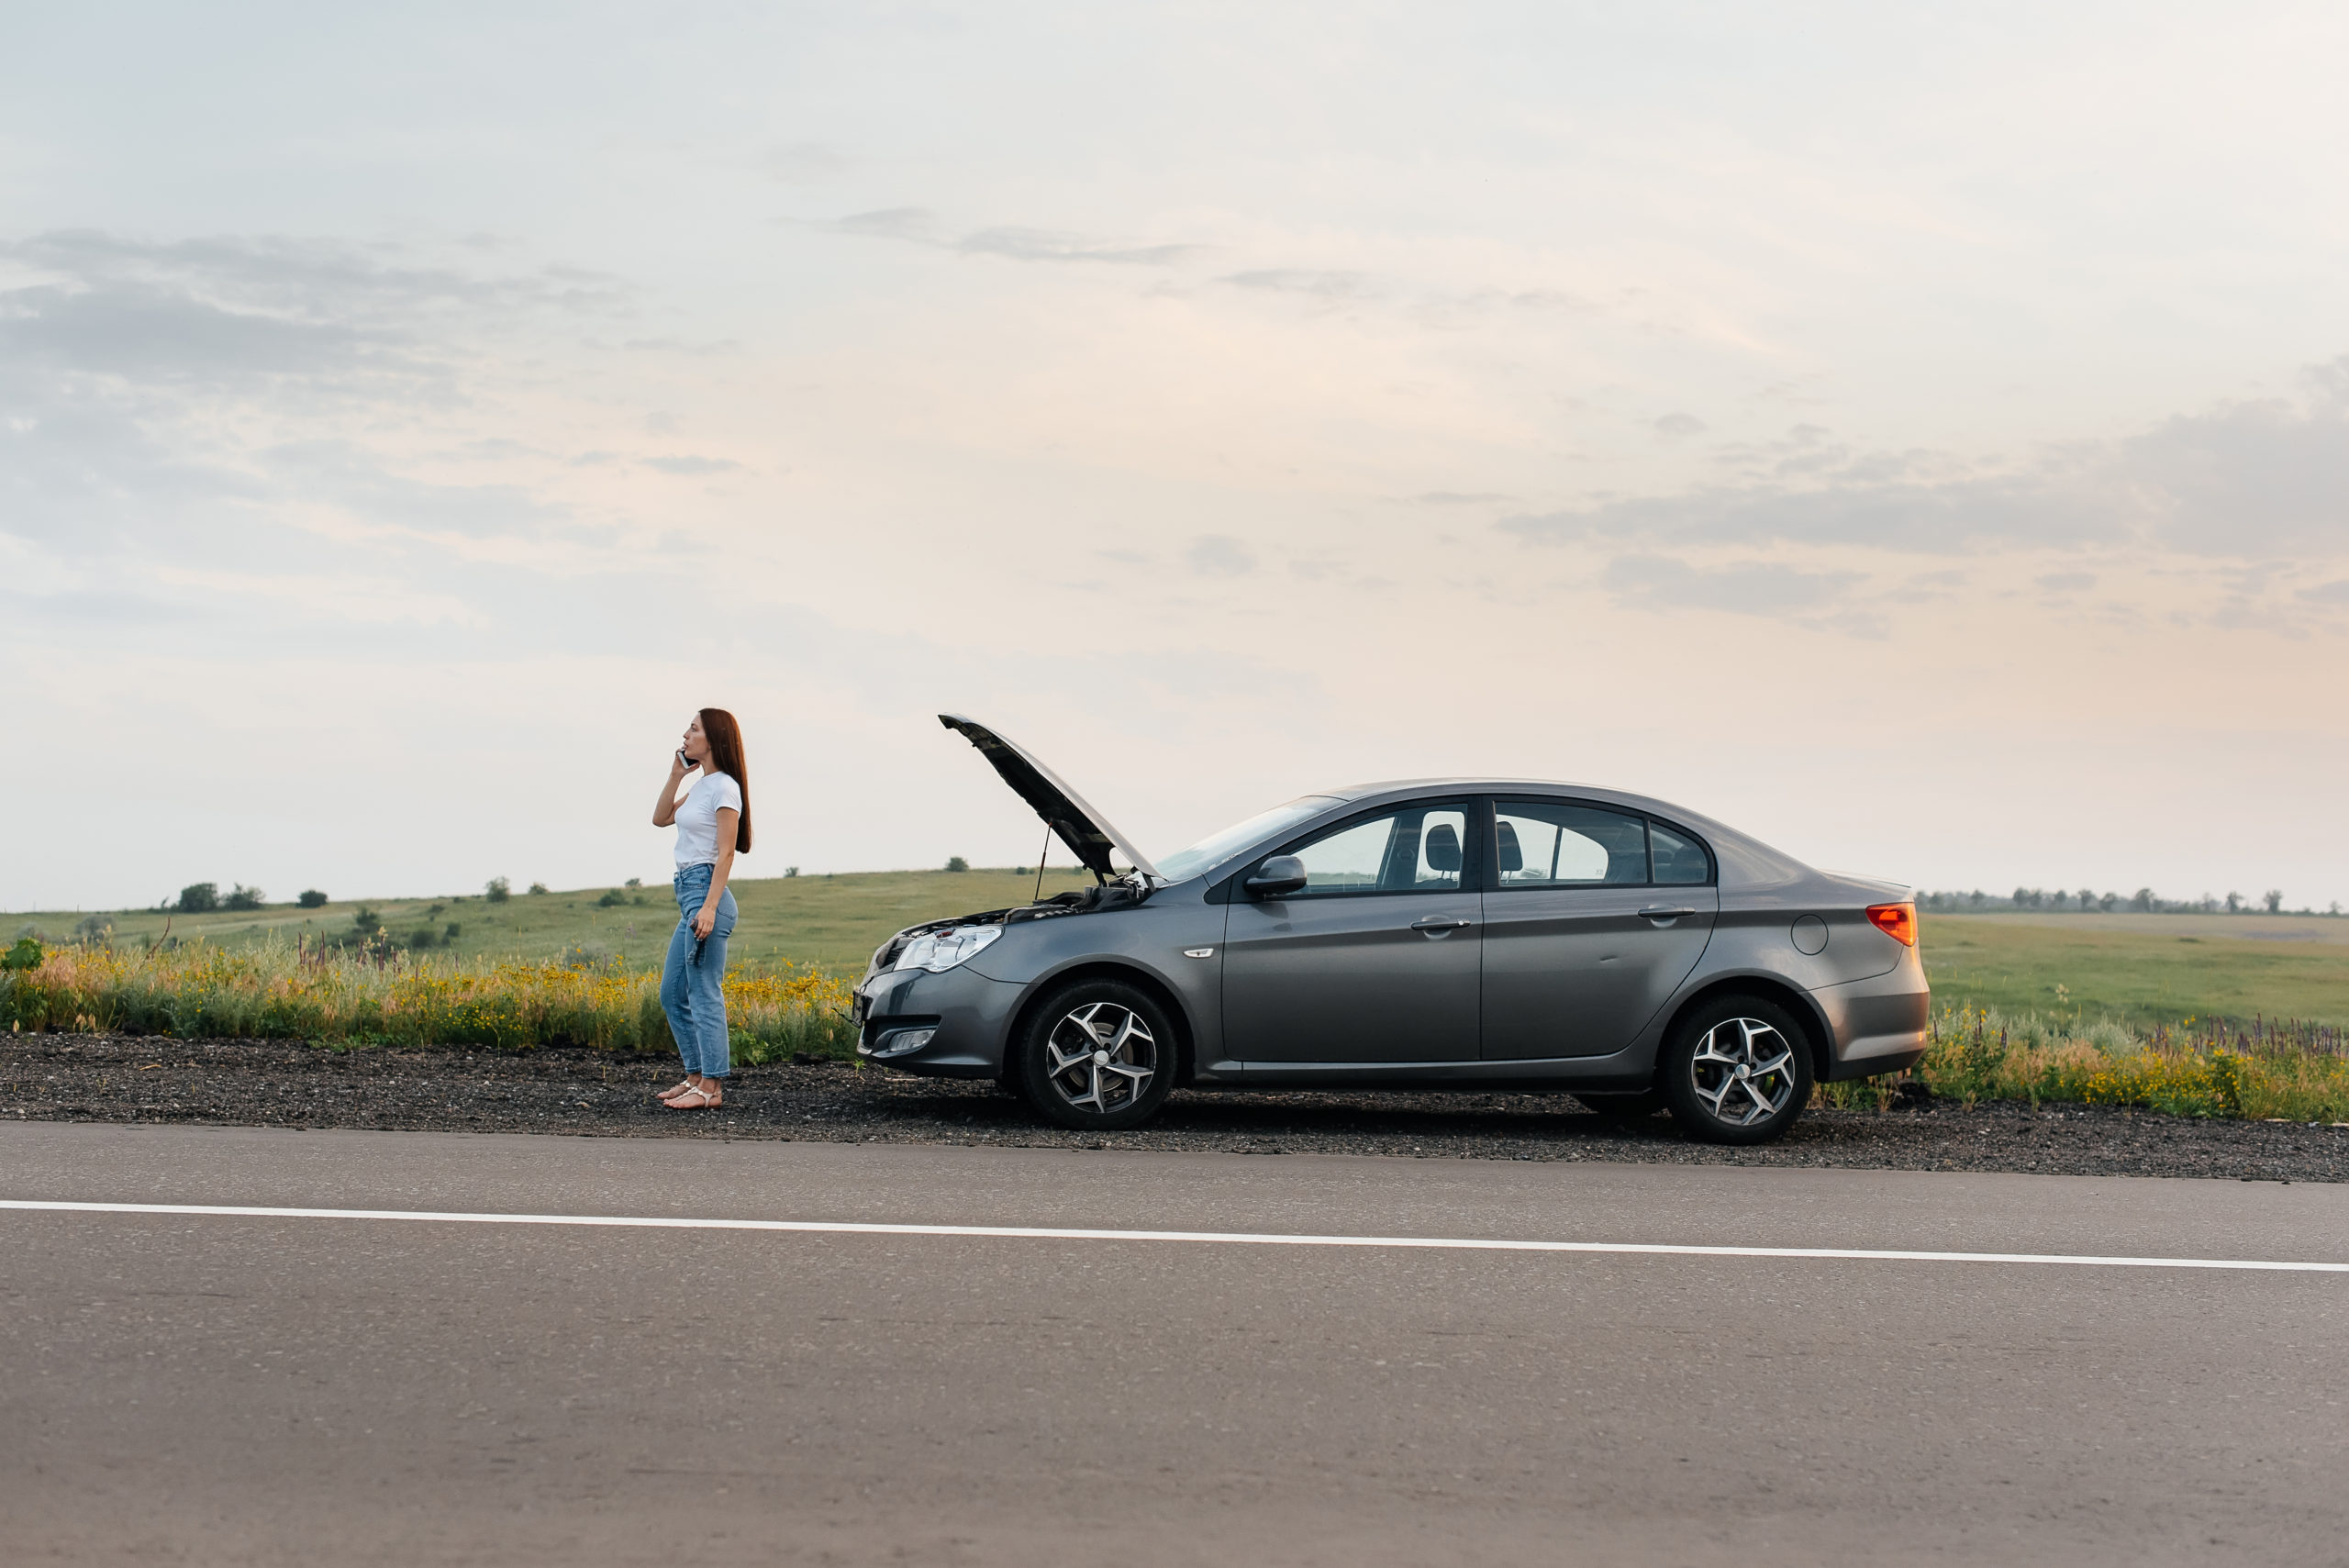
left=1153, top=795, right=1339, bottom=884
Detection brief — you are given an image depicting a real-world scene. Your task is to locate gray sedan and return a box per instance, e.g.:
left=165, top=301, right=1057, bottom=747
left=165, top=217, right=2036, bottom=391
left=854, top=716, right=1929, bottom=1144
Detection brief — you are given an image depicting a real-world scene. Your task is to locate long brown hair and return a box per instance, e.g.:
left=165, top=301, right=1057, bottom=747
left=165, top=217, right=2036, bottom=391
left=698, top=706, right=752, bottom=853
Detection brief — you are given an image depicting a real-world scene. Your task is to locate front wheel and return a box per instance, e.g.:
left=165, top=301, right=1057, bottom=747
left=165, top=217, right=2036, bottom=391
left=1012, top=980, right=1177, bottom=1131
left=1659, top=995, right=1814, bottom=1145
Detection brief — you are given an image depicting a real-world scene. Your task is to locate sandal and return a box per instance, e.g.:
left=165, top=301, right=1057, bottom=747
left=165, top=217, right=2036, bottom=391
left=666, top=1085, right=724, bottom=1110
left=656, top=1079, right=695, bottom=1101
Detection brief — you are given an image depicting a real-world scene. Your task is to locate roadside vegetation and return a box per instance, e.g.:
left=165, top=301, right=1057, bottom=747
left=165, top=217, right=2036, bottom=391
left=7, top=875, right=2347, bottom=1122
left=1, top=937, right=857, bottom=1063
left=1817, top=1005, right=2349, bottom=1122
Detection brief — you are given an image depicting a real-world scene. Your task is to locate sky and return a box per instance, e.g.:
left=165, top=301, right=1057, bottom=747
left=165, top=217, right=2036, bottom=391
left=6, top=1, right=2349, bottom=914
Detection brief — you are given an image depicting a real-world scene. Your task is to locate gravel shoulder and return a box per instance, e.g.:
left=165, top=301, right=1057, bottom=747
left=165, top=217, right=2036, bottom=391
left=6, top=1032, right=2345, bottom=1181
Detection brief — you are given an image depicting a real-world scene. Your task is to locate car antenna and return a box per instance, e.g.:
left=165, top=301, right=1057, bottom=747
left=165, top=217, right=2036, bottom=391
left=1033, top=825, right=1051, bottom=906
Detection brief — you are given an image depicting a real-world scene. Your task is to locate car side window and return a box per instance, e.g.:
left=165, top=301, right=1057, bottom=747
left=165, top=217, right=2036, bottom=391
left=1649, top=820, right=1713, bottom=884
left=1493, top=800, right=1650, bottom=887
left=1284, top=805, right=1468, bottom=895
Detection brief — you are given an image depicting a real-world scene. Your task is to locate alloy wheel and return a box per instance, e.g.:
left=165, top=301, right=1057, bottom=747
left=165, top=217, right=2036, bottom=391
left=1687, top=1016, right=1798, bottom=1128
left=1042, top=1001, right=1157, bottom=1114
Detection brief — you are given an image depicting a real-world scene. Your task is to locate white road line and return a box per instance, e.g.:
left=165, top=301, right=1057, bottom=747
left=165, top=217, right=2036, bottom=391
left=2, top=1198, right=2343, bottom=1273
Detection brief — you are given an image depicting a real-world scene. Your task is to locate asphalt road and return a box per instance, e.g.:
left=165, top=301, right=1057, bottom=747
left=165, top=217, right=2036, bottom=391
left=6, top=1124, right=2349, bottom=1566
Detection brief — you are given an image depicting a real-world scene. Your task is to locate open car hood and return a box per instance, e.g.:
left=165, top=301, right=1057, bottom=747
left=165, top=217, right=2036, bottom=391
left=938, top=714, right=1162, bottom=884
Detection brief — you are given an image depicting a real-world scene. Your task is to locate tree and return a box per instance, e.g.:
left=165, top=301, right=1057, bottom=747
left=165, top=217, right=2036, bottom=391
left=2224, top=891, right=2243, bottom=913
left=297, top=889, right=328, bottom=908
left=174, top=883, right=219, bottom=914
left=2132, top=887, right=2154, bottom=912
left=2264, top=889, right=2283, bottom=914
left=528, top=882, right=549, bottom=895
left=222, top=884, right=265, bottom=911
left=485, top=877, right=511, bottom=903
left=2099, top=891, right=2118, bottom=912
left=945, top=856, right=970, bottom=873
left=2049, top=889, right=2069, bottom=909
left=2012, top=886, right=2032, bottom=907
left=2078, top=888, right=2098, bottom=911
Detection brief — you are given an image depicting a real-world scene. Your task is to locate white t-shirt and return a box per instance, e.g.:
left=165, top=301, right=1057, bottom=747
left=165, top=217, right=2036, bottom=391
left=673, top=772, right=743, bottom=868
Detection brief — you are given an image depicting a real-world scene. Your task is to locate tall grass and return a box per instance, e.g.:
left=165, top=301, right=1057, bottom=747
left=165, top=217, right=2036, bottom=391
left=0, top=939, right=857, bottom=1064
left=1815, top=1004, right=2349, bottom=1121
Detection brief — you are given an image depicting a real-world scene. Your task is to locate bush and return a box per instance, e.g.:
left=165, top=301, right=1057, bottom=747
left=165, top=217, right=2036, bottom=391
left=596, top=889, right=627, bottom=908
left=175, top=883, right=219, bottom=914
left=297, top=889, right=328, bottom=909
left=445, top=922, right=462, bottom=940
left=528, top=882, right=549, bottom=896
left=485, top=878, right=510, bottom=903
left=351, top=906, right=383, bottom=936
left=944, top=856, right=969, bottom=873
left=624, top=877, right=641, bottom=890
left=407, top=927, right=442, bottom=951
left=2, top=937, right=41, bottom=972
left=223, top=884, right=265, bottom=912
left=785, top=865, right=800, bottom=877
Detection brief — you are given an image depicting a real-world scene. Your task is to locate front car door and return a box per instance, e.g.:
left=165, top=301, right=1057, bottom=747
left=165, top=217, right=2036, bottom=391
left=1478, top=798, right=1719, bottom=1060
left=1223, top=800, right=1482, bottom=1064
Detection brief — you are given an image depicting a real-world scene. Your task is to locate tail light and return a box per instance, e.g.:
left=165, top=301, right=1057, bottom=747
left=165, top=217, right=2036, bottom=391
left=1866, top=903, right=1917, bottom=947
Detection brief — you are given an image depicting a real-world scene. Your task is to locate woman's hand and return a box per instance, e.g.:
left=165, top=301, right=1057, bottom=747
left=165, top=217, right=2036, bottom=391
left=693, top=902, right=718, bottom=940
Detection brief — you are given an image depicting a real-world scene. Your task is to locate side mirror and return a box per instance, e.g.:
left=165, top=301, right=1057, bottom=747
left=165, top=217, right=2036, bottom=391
left=1244, top=855, right=1308, bottom=898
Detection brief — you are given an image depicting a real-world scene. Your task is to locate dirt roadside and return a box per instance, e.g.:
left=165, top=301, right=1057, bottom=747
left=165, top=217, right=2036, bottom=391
left=5, top=1032, right=2344, bottom=1181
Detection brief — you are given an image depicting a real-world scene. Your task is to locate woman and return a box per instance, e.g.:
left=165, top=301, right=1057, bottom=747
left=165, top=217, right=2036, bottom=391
left=651, top=708, right=751, bottom=1108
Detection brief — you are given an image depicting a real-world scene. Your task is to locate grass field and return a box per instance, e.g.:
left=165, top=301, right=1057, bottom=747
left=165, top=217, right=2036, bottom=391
left=8, top=868, right=1100, bottom=974
left=12, top=883, right=2349, bottom=1118
left=1921, top=912, right=2349, bottom=1029
left=14, top=884, right=2349, bottom=1028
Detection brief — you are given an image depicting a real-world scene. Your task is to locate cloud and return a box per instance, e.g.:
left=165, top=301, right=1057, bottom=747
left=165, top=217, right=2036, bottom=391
left=1414, top=491, right=1508, bottom=505
left=957, top=228, right=1193, bottom=265
left=2299, top=579, right=2349, bottom=605
left=1499, top=358, right=2349, bottom=560
left=763, top=142, right=849, bottom=184
left=3, top=229, right=620, bottom=320
left=1602, top=554, right=1865, bottom=616
left=2036, top=571, right=2096, bottom=591
left=832, top=207, right=942, bottom=242
left=1221, top=269, right=1366, bottom=297
left=0, top=283, right=380, bottom=386
left=1653, top=413, right=1706, bottom=439
left=642, top=454, right=741, bottom=475
left=1186, top=535, right=1256, bottom=577
left=823, top=209, right=1192, bottom=265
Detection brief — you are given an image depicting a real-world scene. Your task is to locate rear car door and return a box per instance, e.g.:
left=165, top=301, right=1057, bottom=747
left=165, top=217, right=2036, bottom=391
left=1478, top=800, right=1718, bottom=1060
left=1222, top=800, right=1482, bottom=1064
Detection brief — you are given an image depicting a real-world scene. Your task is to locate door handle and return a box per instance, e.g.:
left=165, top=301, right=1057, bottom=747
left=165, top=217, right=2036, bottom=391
left=1409, top=917, right=1474, bottom=932
left=1638, top=906, right=1698, bottom=922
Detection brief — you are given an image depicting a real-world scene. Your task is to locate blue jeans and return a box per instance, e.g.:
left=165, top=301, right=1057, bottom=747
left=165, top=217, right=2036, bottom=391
left=661, top=864, right=737, bottom=1078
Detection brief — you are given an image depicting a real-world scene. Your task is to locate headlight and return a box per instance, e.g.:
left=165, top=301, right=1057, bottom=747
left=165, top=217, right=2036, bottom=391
left=893, top=924, right=1003, bottom=973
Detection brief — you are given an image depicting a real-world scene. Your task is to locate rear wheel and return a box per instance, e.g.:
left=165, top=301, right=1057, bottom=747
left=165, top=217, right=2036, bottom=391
left=1659, top=995, right=1814, bottom=1145
left=1012, top=980, right=1177, bottom=1130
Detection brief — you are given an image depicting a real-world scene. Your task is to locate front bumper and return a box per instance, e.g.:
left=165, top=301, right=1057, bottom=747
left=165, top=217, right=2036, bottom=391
left=853, top=962, right=1023, bottom=1079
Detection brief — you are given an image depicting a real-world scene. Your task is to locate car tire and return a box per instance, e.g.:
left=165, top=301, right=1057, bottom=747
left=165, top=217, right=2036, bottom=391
left=1574, top=1088, right=1666, bottom=1120
left=1012, top=979, right=1178, bottom=1131
left=1659, top=995, right=1815, bottom=1145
